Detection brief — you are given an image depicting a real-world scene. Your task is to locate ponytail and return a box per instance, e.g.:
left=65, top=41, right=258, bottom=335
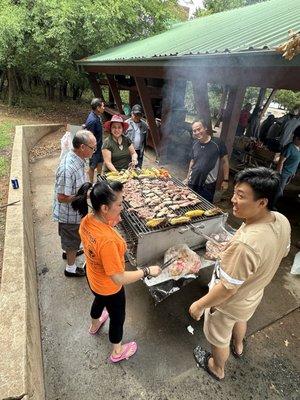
left=71, top=182, right=92, bottom=217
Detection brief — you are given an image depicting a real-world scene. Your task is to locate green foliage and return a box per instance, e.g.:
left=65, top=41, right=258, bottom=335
left=274, top=90, right=300, bottom=111
left=195, top=0, right=267, bottom=16
left=0, top=0, right=184, bottom=102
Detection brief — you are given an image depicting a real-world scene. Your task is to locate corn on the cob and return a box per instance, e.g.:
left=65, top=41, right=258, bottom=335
left=146, top=218, right=166, bottom=228
left=184, top=209, right=205, bottom=218
left=169, top=216, right=191, bottom=225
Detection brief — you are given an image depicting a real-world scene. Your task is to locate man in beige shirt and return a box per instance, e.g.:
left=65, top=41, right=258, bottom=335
left=189, top=167, right=291, bottom=381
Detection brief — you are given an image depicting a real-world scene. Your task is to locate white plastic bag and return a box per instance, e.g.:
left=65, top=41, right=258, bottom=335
left=60, top=131, right=73, bottom=159
left=164, top=244, right=201, bottom=280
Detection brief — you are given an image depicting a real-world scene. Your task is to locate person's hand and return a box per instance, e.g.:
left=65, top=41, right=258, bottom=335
left=189, top=300, right=205, bottom=321
left=129, top=160, right=138, bottom=169
left=221, top=180, right=229, bottom=191
left=148, top=265, right=162, bottom=277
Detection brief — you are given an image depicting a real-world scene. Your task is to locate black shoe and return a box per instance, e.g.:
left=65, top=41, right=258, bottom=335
left=62, top=249, right=84, bottom=260
left=64, top=267, right=86, bottom=277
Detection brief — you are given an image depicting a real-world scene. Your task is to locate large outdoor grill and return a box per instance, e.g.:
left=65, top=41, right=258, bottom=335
left=115, top=176, right=228, bottom=267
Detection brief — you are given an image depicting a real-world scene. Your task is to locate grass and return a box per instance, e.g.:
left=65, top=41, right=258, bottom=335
left=0, top=157, right=9, bottom=180
left=0, top=121, right=14, bottom=177
left=0, top=122, right=14, bottom=150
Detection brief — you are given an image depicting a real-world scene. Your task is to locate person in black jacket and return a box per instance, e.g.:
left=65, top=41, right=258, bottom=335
left=84, top=98, right=105, bottom=182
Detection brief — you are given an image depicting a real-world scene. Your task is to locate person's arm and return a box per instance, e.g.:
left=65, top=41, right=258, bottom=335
left=189, top=282, right=237, bottom=320
left=128, top=144, right=138, bottom=166
left=102, top=149, right=117, bottom=172
left=111, top=265, right=161, bottom=286
left=221, top=154, right=230, bottom=190
left=57, top=193, right=75, bottom=203
left=276, top=155, right=287, bottom=173
left=183, top=159, right=194, bottom=185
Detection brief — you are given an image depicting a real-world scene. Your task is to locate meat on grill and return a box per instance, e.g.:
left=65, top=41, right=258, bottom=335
left=122, top=178, right=203, bottom=222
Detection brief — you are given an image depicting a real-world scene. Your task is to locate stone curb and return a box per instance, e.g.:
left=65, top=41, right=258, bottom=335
left=0, top=124, right=64, bottom=400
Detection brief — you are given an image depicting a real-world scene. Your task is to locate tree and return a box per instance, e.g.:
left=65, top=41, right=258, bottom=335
left=0, top=0, right=30, bottom=105
left=275, top=90, right=300, bottom=111
left=194, top=0, right=267, bottom=17
left=0, top=0, right=185, bottom=102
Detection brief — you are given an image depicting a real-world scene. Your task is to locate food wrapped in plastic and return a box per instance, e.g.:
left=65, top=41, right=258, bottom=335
left=204, top=231, right=232, bottom=261
left=164, top=244, right=201, bottom=280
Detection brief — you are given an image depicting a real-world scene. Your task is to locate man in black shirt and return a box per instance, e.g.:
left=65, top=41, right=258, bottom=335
left=184, top=120, right=229, bottom=203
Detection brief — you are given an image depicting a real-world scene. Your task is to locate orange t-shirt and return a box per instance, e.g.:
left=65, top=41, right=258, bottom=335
left=79, top=213, right=126, bottom=295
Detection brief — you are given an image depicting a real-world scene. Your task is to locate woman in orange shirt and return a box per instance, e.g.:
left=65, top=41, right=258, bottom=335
left=72, top=181, right=161, bottom=363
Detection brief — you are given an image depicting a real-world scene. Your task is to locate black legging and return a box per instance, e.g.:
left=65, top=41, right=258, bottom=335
left=90, top=287, right=126, bottom=344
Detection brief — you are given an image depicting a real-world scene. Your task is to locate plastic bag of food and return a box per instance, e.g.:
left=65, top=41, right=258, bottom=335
left=60, top=131, right=73, bottom=159
left=204, top=231, right=232, bottom=261
left=164, top=244, right=201, bottom=280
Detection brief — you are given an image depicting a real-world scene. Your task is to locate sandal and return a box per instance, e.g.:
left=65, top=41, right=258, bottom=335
left=110, top=341, right=138, bottom=363
left=193, top=345, right=224, bottom=381
left=88, top=309, right=109, bottom=335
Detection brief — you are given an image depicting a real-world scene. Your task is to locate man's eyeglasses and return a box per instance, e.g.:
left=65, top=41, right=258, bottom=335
left=84, top=143, right=96, bottom=151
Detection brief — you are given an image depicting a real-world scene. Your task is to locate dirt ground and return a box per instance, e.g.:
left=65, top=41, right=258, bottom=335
left=29, top=130, right=300, bottom=400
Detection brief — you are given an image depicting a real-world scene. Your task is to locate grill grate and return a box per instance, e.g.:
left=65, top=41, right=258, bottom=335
left=99, top=174, right=224, bottom=237
left=122, top=176, right=223, bottom=236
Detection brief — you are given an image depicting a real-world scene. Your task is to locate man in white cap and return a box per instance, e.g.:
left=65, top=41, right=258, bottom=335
left=125, top=104, right=148, bottom=168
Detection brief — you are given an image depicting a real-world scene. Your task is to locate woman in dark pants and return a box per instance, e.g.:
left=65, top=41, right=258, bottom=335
left=72, top=181, right=161, bottom=362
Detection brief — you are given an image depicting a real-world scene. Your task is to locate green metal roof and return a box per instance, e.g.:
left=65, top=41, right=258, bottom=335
left=79, top=0, right=300, bottom=64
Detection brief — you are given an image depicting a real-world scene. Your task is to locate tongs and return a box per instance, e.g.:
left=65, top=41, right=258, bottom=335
left=147, top=256, right=177, bottom=280
left=161, top=256, right=177, bottom=271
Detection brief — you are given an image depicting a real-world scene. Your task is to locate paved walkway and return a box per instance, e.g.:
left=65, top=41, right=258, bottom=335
left=31, top=150, right=300, bottom=400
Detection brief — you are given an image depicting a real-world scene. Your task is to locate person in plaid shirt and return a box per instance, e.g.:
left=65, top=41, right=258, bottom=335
left=53, top=130, right=96, bottom=277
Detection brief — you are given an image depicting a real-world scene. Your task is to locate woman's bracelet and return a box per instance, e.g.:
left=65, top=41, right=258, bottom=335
left=142, top=267, right=150, bottom=278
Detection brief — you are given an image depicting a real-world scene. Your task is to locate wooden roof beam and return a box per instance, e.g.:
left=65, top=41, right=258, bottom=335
left=87, top=72, right=104, bottom=100
left=134, top=76, right=160, bottom=157
left=220, top=85, right=246, bottom=158
left=106, top=74, right=123, bottom=114
left=84, top=65, right=300, bottom=91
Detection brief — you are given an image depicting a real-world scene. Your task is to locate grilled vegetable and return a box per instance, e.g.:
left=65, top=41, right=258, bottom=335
left=184, top=209, right=205, bottom=218
left=146, top=218, right=166, bottom=228
left=169, top=216, right=191, bottom=225
left=204, top=208, right=222, bottom=217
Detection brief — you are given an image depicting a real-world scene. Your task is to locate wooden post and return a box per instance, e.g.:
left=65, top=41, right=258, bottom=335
left=106, top=74, right=123, bottom=114
left=220, top=86, right=246, bottom=158
left=134, top=76, right=160, bottom=157
left=87, top=73, right=104, bottom=99
left=108, top=88, right=114, bottom=106
left=214, top=85, right=229, bottom=128
left=129, top=89, right=140, bottom=108
left=192, top=80, right=212, bottom=134
left=260, top=89, right=277, bottom=121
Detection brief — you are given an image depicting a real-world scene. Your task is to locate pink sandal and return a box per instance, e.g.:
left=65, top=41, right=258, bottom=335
left=109, top=341, right=138, bottom=363
left=88, top=309, right=109, bottom=335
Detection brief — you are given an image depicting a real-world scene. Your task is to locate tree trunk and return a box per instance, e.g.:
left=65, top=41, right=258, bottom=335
left=15, top=71, right=24, bottom=93
left=7, top=67, right=16, bottom=106
left=0, top=71, right=7, bottom=94
left=48, top=83, right=55, bottom=100
left=72, top=84, right=80, bottom=100
left=63, top=82, right=68, bottom=98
